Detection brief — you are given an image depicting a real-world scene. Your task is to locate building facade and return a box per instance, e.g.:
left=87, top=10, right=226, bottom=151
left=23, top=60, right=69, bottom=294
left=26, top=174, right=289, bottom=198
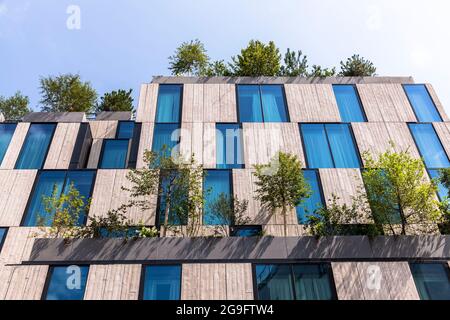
left=0, top=76, right=449, bottom=300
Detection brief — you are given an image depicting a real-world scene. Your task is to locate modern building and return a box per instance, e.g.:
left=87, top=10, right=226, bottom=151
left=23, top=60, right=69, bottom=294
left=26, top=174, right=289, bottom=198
left=0, top=76, right=449, bottom=300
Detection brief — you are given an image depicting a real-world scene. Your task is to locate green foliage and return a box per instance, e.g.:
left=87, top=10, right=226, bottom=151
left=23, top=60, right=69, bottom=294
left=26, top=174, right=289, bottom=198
left=339, top=54, right=377, bottom=76
left=230, top=40, right=281, bottom=77
left=137, top=225, right=159, bottom=238
left=279, top=49, right=308, bottom=76
left=96, top=89, right=134, bottom=112
left=362, top=146, right=440, bottom=235
left=168, top=39, right=210, bottom=76
left=39, top=74, right=97, bottom=112
left=204, top=60, right=232, bottom=76
left=307, top=65, right=337, bottom=78
left=437, top=168, right=450, bottom=234
left=253, top=152, right=310, bottom=237
left=207, top=193, right=250, bottom=237
left=38, top=183, right=90, bottom=238
left=307, top=194, right=380, bottom=237
left=0, top=91, right=30, bottom=121
left=124, top=146, right=205, bottom=237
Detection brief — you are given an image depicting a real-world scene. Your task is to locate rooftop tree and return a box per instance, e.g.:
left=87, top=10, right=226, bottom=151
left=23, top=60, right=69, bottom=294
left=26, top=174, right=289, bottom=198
left=253, top=152, right=311, bottom=237
left=39, top=73, right=97, bottom=113
left=168, top=39, right=210, bottom=76
left=96, top=89, right=134, bottom=113
left=0, top=91, right=30, bottom=121
left=279, top=49, right=308, bottom=76
left=339, top=54, right=377, bottom=76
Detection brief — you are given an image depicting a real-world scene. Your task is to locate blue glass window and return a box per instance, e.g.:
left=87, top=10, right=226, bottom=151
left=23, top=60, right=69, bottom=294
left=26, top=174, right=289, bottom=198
left=44, top=266, right=89, bottom=300
left=23, top=170, right=95, bottom=226
left=296, top=170, right=324, bottom=224
left=216, top=124, right=244, bottom=169
left=404, top=84, right=442, bottom=122
left=155, top=85, right=182, bottom=123
left=15, top=123, right=56, bottom=169
left=255, top=264, right=294, bottom=300
left=230, top=225, right=262, bottom=237
left=409, top=124, right=450, bottom=168
left=410, top=263, right=450, bottom=300
left=0, top=227, right=7, bottom=252
left=158, top=171, right=186, bottom=226
left=301, top=124, right=360, bottom=168
left=203, top=170, right=231, bottom=225
left=152, top=124, right=180, bottom=159
left=428, top=169, right=448, bottom=200
left=237, top=85, right=288, bottom=122
left=333, top=85, right=366, bottom=122
left=292, top=264, right=336, bottom=300
left=142, top=265, right=181, bottom=300
left=0, top=123, right=16, bottom=165
left=99, top=139, right=129, bottom=169
left=117, top=121, right=135, bottom=139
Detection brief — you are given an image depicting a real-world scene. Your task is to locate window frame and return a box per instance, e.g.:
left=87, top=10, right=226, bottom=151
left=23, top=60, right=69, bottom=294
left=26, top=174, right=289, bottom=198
left=0, top=227, right=8, bottom=252
left=215, top=122, right=245, bottom=169
left=154, top=84, right=184, bottom=124
left=41, top=264, right=90, bottom=300
left=252, top=262, right=338, bottom=301
left=409, top=261, right=450, bottom=300
left=0, top=122, right=18, bottom=166
left=296, top=169, right=326, bottom=225
left=203, top=168, right=233, bottom=226
left=402, top=84, right=443, bottom=123
left=299, top=122, right=362, bottom=169
left=332, top=84, right=368, bottom=122
left=15, top=122, right=57, bottom=170
left=21, top=169, right=97, bottom=227
left=138, top=263, right=183, bottom=300
left=98, top=138, right=131, bottom=169
left=236, top=84, right=290, bottom=123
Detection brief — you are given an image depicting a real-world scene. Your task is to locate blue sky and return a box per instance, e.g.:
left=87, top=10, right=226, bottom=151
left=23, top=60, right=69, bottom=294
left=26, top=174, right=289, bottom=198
left=1, top=0, right=450, bottom=114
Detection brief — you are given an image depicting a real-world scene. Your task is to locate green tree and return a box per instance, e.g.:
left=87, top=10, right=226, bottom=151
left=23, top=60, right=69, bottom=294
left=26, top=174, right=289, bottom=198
left=39, top=74, right=97, bottom=112
left=307, top=65, right=337, bottom=77
left=207, top=193, right=250, bottom=237
left=253, top=152, right=310, bottom=237
left=339, top=54, right=377, bottom=76
left=37, top=183, right=90, bottom=239
left=362, top=147, right=440, bottom=235
left=437, top=168, right=450, bottom=233
left=0, top=91, right=30, bottom=121
left=168, top=39, right=210, bottom=76
left=124, top=147, right=205, bottom=237
left=205, top=60, right=232, bottom=76
left=230, top=40, right=281, bottom=76
left=96, top=89, right=134, bottom=112
left=279, top=49, right=308, bottom=76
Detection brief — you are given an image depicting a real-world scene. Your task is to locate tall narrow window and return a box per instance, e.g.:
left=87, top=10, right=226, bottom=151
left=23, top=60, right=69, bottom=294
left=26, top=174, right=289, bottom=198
left=99, top=139, right=129, bottom=169
left=409, top=124, right=450, bottom=168
left=255, top=263, right=336, bottom=300
left=404, top=84, right=442, bottom=122
left=15, top=123, right=56, bottom=169
left=23, top=170, right=95, bottom=226
left=301, top=124, right=360, bottom=168
left=203, top=170, right=231, bottom=225
left=216, top=124, right=244, bottom=169
left=155, top=85, right=182, bottom=123
left=43, top=266, right=89, bottom=300
left=152, top=123, right=180, bottom=158
left=0, top=123, right=16, bottom=165
left=237, top=85, right=288, bottom=122
left=333, top=85, right=366, bottom=122
left=158, top=171, right=186, bottom=226
left=410, top=263, right=450, bottom=300
left=296, top=170, right=324, bottom=224
left=141, top=265, right=181, bottom=300
left=0, top=227, right=7, bottom=252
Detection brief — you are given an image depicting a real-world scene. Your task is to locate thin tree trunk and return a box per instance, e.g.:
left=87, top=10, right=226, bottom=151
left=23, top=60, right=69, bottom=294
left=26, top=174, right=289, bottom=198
left=162, top=197, right=171, bottom=237
left=282, top=205, right=287, bottom=237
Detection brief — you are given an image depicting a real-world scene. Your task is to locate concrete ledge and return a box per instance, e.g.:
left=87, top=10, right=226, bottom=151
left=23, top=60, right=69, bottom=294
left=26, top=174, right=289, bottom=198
left=26, top=236, right=450, bottom=264
left=95, top=111, right=132, bottom=121
left=22, top=112, right=87, bottom=123
left=151, top=76, right=415, bottom=85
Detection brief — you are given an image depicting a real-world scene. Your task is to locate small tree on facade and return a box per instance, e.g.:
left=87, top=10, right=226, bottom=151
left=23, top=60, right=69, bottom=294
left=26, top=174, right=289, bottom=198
left=362, top=148, right=441, bottom=235
left=0, top=92, right=30, bottom=121
left=207, top=193, right=250, bottom=237
left=96, top=89, right=134, bottom=112
left=339, top=54, right=377, bottom=76
left=437, top=168, right=450, bottom=233
left=39, top=73, right=97, bottom=112
left=168, top=39, right=210, bottom=76
left=253, top=152, right=311, bottom=237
